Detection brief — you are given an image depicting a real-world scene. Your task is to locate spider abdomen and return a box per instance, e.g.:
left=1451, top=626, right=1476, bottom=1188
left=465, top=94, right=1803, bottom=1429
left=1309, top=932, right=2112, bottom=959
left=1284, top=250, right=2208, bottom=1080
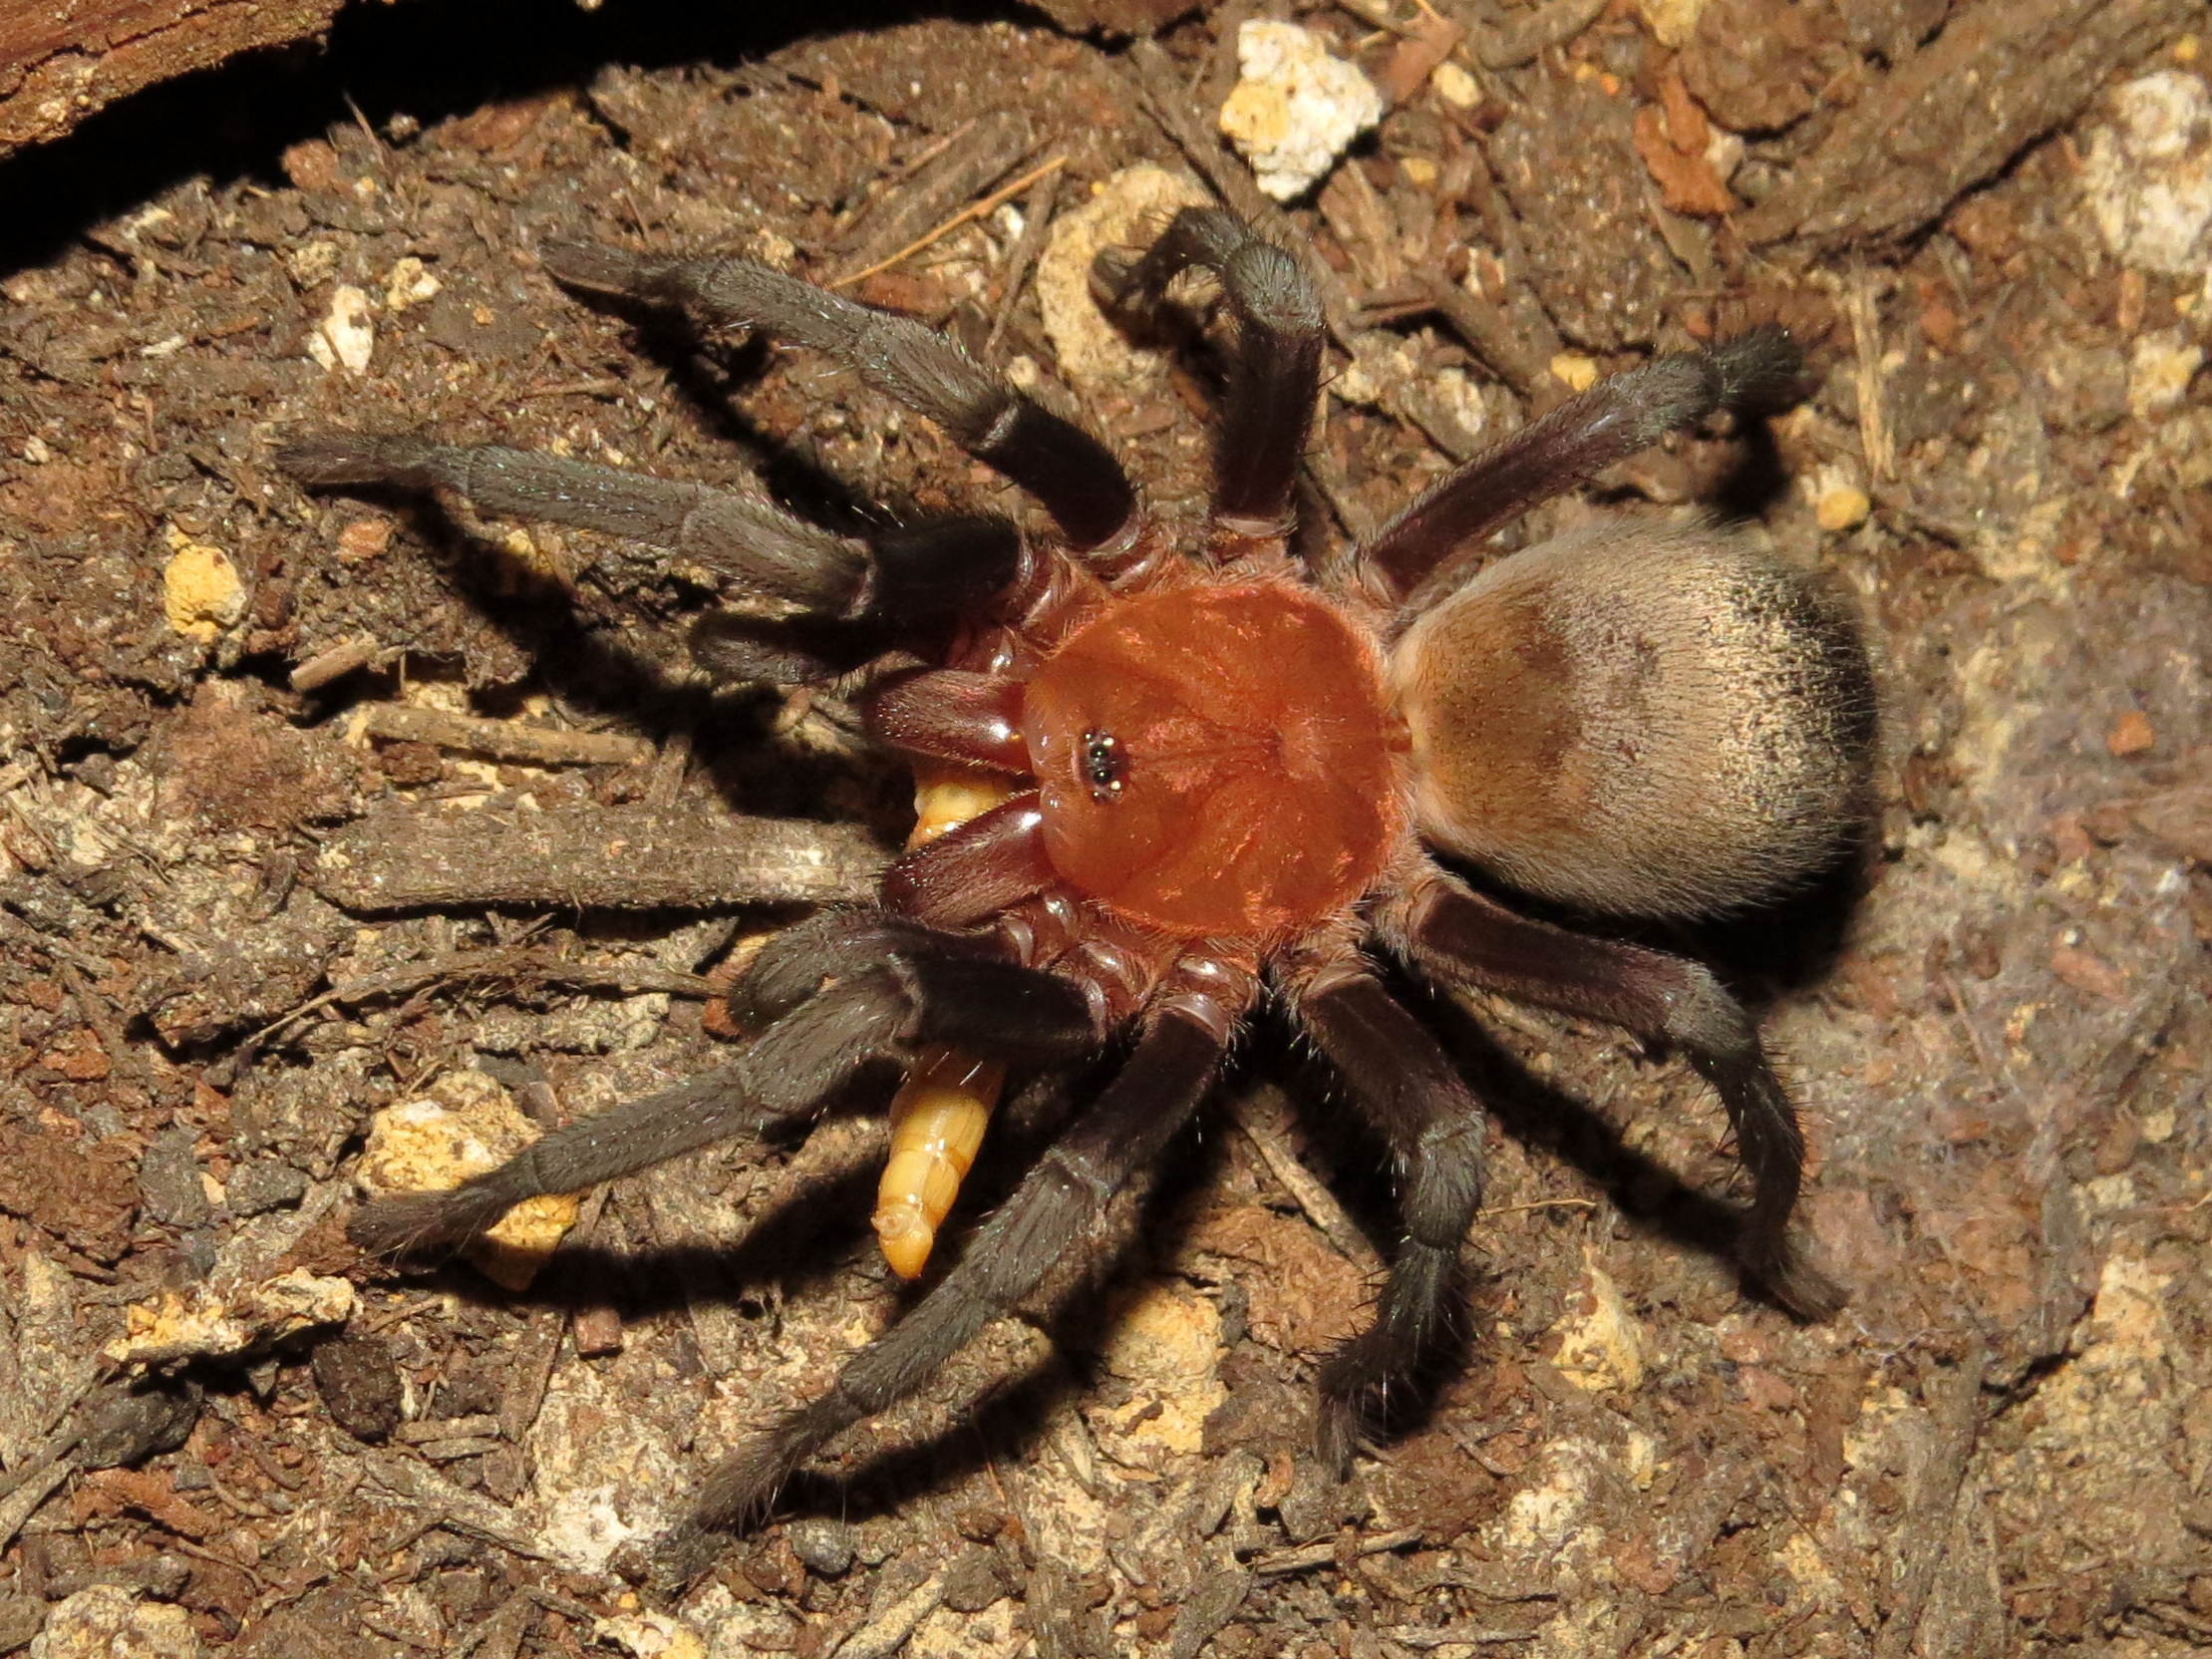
left=1390, top=520, right=1874, bottom=918
left=1021, top=581, right=1406, bottom=939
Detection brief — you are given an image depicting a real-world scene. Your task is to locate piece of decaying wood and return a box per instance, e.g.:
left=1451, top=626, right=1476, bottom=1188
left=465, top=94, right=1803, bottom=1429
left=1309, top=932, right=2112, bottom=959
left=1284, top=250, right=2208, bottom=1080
left=354, top=703, right=652, bottom=768
left=309, top=803, right=887, bottom=911
left=1420, top=273, right=1550, bottom=398
left=0, top=0, right=351, bottom=158
left=1874, top=1340, right=1991, bottom=1659
left=985, top=164, right=1065, bottom=356
left=833, top=109, right=1035, bottom=276
left=359, top=1450, right=560, bottom=1559
left=1738, top=0, right=2193, bottom=246
left=289, top=635, right=381, bottom=694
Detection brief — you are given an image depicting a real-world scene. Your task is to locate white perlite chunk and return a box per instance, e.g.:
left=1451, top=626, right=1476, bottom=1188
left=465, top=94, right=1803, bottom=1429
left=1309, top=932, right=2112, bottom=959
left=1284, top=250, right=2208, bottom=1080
left=1037, top=164, right=1210, bottom=393
left=1218, top=20, right=1383, bottom=202
left=29, top=1586, right=200, bottom=1659
left=306, top=282, right=376, bottom=373
left=2082, top=70, right=2212, bottom=275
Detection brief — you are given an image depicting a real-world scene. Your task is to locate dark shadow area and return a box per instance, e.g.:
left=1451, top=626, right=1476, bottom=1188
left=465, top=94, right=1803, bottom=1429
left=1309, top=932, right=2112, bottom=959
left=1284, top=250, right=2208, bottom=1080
left=267, top=278, right=1004, bottom=820
left=0, top=0, right=1032, bottom=272
left=1416, top=979, right=1834, bottom=1318
left=1708, top=401, right=1798, bottom=523
left=1434, top=822, right=1871, bottom=1007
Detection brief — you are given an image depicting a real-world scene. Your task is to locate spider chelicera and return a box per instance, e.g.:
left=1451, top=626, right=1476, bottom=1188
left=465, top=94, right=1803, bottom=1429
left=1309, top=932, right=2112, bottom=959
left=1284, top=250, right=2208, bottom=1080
left=280, top=205, right=1874, bottom=1580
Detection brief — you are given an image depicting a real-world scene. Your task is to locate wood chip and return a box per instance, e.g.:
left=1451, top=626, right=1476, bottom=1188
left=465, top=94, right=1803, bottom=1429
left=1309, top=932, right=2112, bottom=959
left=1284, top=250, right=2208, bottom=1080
left=1738, top=0, right=2195, bottom=246
left=309, top=803, right=886, bottom=912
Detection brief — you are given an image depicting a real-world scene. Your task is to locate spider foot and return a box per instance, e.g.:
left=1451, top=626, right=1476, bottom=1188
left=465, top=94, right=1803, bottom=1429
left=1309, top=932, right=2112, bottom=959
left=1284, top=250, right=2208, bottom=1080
left=538, top=240, right=658, bottom=299
left=1743, top=1232, right=1848, bottom=1323
left=1311, top=1243, right=1466, bottom=1475
left=639, top=1520, right=727, bottom=1603
left=274, top=431, right=440, bottom=490
left=1708, top=324, right=1808, bottom=414
left=347, top=1183, right=511, bottom=1257
left=1314, top=1357, right=1390, bottom=1478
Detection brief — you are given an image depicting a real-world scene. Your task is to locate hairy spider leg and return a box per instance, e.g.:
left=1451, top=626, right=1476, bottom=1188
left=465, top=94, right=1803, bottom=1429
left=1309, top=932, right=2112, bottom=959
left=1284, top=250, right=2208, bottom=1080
left=1356, top=327, right=1805, bottom=605
left=541, top=243, right=1142, bottom=557
left=1391, top=872, right=1845, bottom=1320
left=346, top=937, right=1101, bottom=1257
left=1092, top=206, right=1326, bottom=547
left=873, top=759, right=1024, bottom=1279
left=1288, top=962, right=1489, bottom=1468
left=658, top=988, right=1245, bottom=1588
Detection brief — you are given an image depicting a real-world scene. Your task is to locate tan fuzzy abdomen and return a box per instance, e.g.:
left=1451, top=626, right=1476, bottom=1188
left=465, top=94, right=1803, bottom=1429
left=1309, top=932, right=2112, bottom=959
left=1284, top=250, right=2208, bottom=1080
left=1390, top=519, right=1873, bottom=918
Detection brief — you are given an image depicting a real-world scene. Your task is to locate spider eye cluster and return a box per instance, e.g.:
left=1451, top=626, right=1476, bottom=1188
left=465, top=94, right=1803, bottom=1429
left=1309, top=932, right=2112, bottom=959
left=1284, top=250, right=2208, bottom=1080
left=1081, top=730, right=1124, bottom=802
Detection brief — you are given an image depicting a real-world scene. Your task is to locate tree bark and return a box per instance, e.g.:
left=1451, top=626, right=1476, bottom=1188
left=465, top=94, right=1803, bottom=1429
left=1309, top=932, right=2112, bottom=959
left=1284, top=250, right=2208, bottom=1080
left=0, top=0, right=347, bottom=157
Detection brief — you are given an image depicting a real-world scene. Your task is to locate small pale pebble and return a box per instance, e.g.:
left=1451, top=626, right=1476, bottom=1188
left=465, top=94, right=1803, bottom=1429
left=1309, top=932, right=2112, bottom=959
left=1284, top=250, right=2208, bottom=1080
left=161, top=533, right=247, bottom=643
left=593, top=1612, right=707, bottom=1659
left=287, top=238, right=340, bottom=286
left=1218, top=21, right=1384, bottom=202
left=1705, top=127, right=1745, bottom=186
left=1637, top=0, right=1708, bottom=48
left=1551, top=1246, right=1647, bottom=1393
left=308, top=283, right=376, bottom=374
left=1811, top=464, right=1872, bottom=532
left=384, top=254, right=442, bottom=313
left=1550, top=352, right=1600, bottom=393
left=1430, top=61, right=1481, bottom=109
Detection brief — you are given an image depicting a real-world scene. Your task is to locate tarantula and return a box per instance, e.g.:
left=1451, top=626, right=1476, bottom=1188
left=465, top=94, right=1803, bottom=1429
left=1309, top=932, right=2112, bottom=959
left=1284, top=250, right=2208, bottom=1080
left=282, top=205, right=1873, bottom=1573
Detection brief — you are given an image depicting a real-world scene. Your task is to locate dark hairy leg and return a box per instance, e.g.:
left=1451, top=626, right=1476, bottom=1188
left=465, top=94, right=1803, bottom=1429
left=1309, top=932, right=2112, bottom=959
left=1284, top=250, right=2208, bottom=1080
left=276, top=433, right=1021, bottom=625
left=1293, top=966, right=1487, bottom=1469
left=1393, top=874, right=1843, bottom=1320
left=543, top=243, right=1139, bottom=553
left=1358, top=327, right=1805, bottom=603
left=650, top=1006, right=1229, bottom=1576
left=349, top=932, right=1100, bottom=1257
left=1093, top=206, right=1325, bottom=536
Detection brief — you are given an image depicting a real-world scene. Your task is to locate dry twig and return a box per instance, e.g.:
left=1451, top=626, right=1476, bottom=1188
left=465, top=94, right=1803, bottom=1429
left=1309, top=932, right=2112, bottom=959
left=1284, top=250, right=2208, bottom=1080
left=1874, top=1339, right=1991, bottom=1659
left=1225, top=1087, right=1383, bottom=1274
left=835, top=155, right=1069, bottom=291
left=354, top=703, right=652, bottom=768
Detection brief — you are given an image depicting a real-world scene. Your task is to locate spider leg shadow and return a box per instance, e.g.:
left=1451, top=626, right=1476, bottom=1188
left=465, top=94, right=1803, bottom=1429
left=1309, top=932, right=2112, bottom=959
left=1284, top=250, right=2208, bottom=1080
left=1413, top=980, right=1813, bottom=1319
left=358, top=1104, right=889, bottom=1337
left=1651, top=816, right=1879, bottom=998
left=559, top=305, right=894, bottom=545
left=539, top=1057, right=1101, bottom=1323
